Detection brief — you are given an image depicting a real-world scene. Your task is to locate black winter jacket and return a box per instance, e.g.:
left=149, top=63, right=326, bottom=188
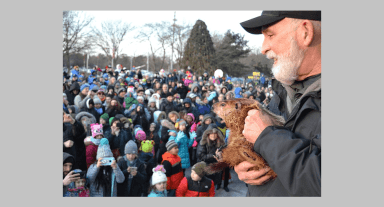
left=247, top=77, right=321, bottom=197
left=63, top=120, right=87, bottom=171
left=117, top=158, right=147, bottom=197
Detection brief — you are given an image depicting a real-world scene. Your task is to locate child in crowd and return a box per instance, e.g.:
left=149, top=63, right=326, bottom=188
left=161, top=140, right=184, bottom=197
left=169, top=119, right=195, bottom=174
left=93, top=97, right=104, bottom=116
left=147, top=165, right=168, bottom=197
left=176, top=161, right=215, bottom=197
left=84, top=123, right=104, bottom=169
left=138, top=140, right=157, bottom=196
left=117, top=140, right=147, bottom=197
left=186, top=113, right=198, bottom=166
left=86, top=138, right=125, bottom=197
left=64, top=169, right=90, bottom=197
left=146, top=123, right=160, bottom=158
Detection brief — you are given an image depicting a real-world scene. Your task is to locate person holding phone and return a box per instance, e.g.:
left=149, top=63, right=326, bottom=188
left=87, top=138, right=124, bottom=197
left=117, top=140, right=147, bottom=197
left=63, top=152, right=80, bottom=196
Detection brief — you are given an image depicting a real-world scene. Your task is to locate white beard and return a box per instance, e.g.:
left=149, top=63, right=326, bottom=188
left=267, top=36, right=306, bottom=86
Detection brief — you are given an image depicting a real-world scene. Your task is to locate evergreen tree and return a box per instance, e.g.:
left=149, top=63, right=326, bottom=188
left=181, top=20, right=216, bottom=76
left=214, top=30, right=251, bottom=77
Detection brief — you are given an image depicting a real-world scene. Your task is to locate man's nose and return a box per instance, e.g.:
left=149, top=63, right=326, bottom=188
left=261, top=38, right=269, bottom=55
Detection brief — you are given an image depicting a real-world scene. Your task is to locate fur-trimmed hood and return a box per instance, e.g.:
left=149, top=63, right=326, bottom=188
left=195, top=98, right=207, bottom=106
left=168, top=111, right=180, bottom=120
left=161, top=119, right=176, bottom=131
left=201, top=114, right=214, bottom=127
left=75, top=111, right=96, bottom=126
left=200, top=125, right=225, bottom=147
left=153, top=111, right=166, bottom=124
left=190, top=83, right=200, bottom=93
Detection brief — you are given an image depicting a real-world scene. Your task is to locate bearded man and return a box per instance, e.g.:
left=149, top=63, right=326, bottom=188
left=235, top=11, right=321, bottom=196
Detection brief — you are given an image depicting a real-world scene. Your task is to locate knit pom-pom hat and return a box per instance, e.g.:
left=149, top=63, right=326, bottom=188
left=96, top=138, right=113, bottom=160
left=151, top=165, right=167, bottom=186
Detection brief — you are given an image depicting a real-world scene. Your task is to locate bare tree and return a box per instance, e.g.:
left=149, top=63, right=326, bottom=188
left=92, top=20, right=134, bottom=69
left=63, top=11, right=94, bottom=68
left=154, top=21, right=172, bottom=71
left=174, top=21, right=192, bottom=70
left=136, top=23, right=162, bottom=72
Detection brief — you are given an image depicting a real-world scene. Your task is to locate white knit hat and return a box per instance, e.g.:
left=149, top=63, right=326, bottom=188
left=151, top=165, right=167, bottom=185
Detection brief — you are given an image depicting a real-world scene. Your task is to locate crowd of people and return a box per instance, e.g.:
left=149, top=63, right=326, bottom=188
left=63, top=10, right=321, bottom=197
left=62, top=64, right=274, bottom=197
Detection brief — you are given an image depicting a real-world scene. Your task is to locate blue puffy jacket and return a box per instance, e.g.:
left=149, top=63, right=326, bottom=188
left=168, top=130, right=195, bottom=169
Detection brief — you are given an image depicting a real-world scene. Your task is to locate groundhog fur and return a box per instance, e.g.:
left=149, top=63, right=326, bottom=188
left=204, top=98, right=285, bottom=180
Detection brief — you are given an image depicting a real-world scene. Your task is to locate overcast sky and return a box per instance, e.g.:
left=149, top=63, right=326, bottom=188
left=82, top=10, right=264, bottom=57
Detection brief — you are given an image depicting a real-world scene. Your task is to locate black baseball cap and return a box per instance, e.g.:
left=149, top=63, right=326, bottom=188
left=240, top=11, right=321, bottom=34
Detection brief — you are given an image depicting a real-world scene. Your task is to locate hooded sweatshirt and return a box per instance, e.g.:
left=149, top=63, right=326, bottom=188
left=66, top=82, right=80, bottom=105
left=63, top=152, right=76, bottom=196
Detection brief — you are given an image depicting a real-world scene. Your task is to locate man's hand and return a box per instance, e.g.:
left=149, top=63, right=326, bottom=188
left=63, top=171, right=80, bottom=186
left=169, top=132, right=176, bottom=137
left=234, top=161, right=272, bottom=186
left=64, top=140, right=74, bottom=148
left=242, top=109, right=274, bottom=145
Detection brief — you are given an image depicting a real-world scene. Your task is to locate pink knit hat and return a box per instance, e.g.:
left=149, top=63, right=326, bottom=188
left=135, top=130, right=146, bottom=142
left=91, top=123, right=103, bottom=138
left=187, top=113, right=195, bottom=122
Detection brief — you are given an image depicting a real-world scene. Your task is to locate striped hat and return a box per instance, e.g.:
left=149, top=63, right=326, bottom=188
left=166, top=140, right=178, bottom=151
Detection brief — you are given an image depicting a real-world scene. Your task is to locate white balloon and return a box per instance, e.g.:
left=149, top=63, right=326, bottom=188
left=214, top=69, right=223, bottom=78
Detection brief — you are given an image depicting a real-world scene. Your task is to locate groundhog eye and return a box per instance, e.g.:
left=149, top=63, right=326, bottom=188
left=221, top=103, right=225, bottom=106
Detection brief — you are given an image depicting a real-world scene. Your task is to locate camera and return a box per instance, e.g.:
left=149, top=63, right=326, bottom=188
left=117, top=122, right=124, bottom=129
left=100, top=157, right=115, bottom=166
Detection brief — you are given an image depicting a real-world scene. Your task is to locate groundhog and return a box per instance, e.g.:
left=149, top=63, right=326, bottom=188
left=204, top=98, right=285, bottom=179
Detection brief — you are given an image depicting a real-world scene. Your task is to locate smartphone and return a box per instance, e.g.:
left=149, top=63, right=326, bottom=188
left=130, top=167, right=137, bottom=172
left=100, top=157, right=115, bottom=166
left=72, top=169, right=86, bottom=178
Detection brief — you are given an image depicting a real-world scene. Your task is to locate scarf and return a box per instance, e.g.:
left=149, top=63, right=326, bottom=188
left=95, top=107, right=103, bottom=114
left=91, top=137, right=101, bottom=145
left=123, top=156, right=137, bottom=195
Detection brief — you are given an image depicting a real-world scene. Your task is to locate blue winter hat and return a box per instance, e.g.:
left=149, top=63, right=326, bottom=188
left=227, top=77, right=232, bottom=81
left=103, top=73, right=109, bottom=78
left=96, top=138, right=113, bottom=159
left=80, top=84, right=90, bottom=92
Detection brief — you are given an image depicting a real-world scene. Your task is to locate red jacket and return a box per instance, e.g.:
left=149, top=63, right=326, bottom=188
left=176, top=176, right=215, bottom=197
left=162, top=152, right=184, bottom=190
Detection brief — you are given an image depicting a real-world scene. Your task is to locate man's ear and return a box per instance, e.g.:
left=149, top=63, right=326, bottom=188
left=297, top=20, right=314, bottom=47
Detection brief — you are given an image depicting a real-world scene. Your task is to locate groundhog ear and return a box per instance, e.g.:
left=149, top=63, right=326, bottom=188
left=235, top=102, right=241, bottom=110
